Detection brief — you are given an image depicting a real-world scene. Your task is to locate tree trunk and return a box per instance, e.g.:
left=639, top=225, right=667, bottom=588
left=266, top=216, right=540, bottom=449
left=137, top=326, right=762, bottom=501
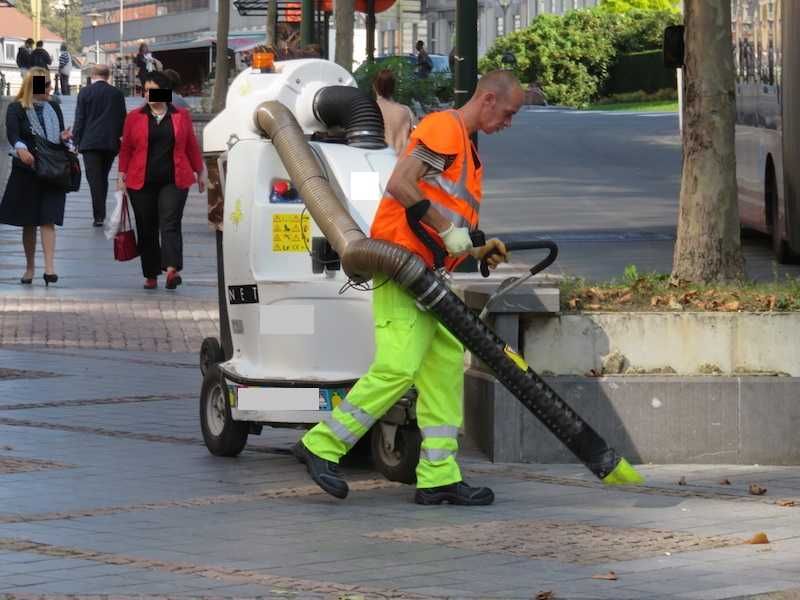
left=212, top=0, right=231, bottom=114
left=266, top=0, right=277, bottom=47
left=672, top=0, right=744, bottom=283
left=334, top=0, right=355, bottom=70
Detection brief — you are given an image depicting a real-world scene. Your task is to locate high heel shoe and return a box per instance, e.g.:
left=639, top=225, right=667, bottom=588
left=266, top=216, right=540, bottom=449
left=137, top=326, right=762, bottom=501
left=43, top=273, right=58, bottom=287
left=20, top=276, right=32, bottom=285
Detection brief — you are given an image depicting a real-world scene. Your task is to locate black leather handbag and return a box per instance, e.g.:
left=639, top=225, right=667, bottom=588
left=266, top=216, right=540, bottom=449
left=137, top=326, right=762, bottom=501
left=32, top=134, right=72, bottom=191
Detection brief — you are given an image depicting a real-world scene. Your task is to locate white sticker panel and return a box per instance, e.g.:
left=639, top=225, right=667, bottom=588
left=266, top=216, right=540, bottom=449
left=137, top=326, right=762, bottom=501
left=259, top=305, right=314, bottom=335
left=350, top=171, right=381, bottom=202
left=237, top=386, right=319, bottom=411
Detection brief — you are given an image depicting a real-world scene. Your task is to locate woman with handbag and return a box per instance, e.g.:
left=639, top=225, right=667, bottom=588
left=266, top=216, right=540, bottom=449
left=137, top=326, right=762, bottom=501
left=117, top=71, right=206, bottom=290
left=0, top=67, right=73, bottom=286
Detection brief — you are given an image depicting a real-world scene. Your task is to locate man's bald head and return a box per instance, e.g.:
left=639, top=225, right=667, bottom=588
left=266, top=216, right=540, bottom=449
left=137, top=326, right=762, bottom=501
left=470, top=70, right=524, bottom=135
left=475, top=69, right=523, bottom=100
left=92, top=64, right=111, bottom=80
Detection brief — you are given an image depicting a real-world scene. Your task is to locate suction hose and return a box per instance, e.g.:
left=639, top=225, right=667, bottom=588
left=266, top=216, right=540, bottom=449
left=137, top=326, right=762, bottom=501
left=254, top=100, right=643, bottom=485
left=313, top=85, right=386, bottom=149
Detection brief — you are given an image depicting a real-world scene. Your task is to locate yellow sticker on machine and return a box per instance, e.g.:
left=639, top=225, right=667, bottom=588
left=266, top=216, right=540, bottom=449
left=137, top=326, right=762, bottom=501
left=504, top=345, right=529, bottom=372
left=272, top=213, right=311, bottom=252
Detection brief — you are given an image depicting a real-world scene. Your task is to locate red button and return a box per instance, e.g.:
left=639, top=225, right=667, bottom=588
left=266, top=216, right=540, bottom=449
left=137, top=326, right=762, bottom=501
left=273, top=181, right=290, bottom=195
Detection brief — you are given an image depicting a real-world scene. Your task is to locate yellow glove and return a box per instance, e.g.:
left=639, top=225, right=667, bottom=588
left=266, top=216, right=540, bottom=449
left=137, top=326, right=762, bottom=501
left=470, top=238, right=508, bottom=270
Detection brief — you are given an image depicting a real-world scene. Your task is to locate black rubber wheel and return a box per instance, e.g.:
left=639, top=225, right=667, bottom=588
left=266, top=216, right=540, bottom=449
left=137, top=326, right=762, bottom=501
left=767, top=168, right=792, bottom=264
left=200, top=337, right=224, bottom=377
left=371, top=422, right=421, bottom=484
left=200, top=365, right=248, bottom=457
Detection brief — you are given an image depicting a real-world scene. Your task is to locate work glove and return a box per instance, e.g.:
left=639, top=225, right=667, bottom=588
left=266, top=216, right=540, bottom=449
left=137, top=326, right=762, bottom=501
left=439, top=223, right=474, bottom=256
left=470, top=238, right=508, bottom=270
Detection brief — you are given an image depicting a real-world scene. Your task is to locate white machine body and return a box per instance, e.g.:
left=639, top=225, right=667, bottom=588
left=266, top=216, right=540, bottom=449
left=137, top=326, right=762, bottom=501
left=203, top=60, right=398, bottom=423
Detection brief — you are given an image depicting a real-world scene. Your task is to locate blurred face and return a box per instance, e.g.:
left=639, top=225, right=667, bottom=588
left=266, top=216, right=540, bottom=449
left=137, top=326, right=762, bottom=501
left=478, top=86, right=524, bottom=134
left=145, top=81, right=163, bottom=108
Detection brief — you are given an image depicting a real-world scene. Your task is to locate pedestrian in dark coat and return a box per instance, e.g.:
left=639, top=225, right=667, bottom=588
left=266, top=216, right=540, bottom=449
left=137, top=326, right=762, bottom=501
left=0, top=67, right=73, bottom=286
left=73, top=64, right=127, bottom=225
left=30, top=41, right=52, bottom=69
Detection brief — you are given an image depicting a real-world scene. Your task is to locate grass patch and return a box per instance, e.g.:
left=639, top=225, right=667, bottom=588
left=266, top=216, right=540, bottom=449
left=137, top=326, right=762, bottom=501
left=586, top=100, right=678, bottom=112
left=560, top=265, right=800, bottom=313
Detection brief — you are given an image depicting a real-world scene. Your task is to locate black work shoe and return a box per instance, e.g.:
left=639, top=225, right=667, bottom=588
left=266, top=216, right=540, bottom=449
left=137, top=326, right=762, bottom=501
left=292, top=441, right=348, bottom=499
left=414, top=481, right=495, bottom=506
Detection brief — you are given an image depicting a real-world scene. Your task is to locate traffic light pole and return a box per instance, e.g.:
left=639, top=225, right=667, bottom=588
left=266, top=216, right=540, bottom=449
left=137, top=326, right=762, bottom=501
left=301, top=0, right=315, bottom=46
left=455, top=0, right=478, bottom=146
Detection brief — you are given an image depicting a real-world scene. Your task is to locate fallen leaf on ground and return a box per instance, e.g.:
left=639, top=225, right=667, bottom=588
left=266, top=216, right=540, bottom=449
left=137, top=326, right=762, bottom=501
left=723, top=301, right=741, bottom=311
left=587, top=369, right=602, bottom=377
left=535, top=592, right=555, bottom=600
left=677, top=476, right=687, bottom=486
left=586, top=303, right=602, bottom=311
left=568, top=298, right=581, bottom=310
left=749, top=483, right=768, bottom=496
left=618, top=292, right=633, bottom=304
left=746, top=532, right=769, bottom=544
left=719, top=478, right=731, bottom=485
left=650, top=296, right=662, bottom=307
left=776, top=499, right=796, bottom=507
left=592, top=571, right=618, bottom=581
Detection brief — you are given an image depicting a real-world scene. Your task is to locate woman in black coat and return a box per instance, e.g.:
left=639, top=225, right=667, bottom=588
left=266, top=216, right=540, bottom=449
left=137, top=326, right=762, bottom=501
left=0, top=67, right=73, bottom=286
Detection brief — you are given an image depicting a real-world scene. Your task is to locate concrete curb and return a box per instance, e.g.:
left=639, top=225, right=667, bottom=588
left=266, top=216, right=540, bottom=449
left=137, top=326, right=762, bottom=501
left=465, top=372, right=800, bottom=465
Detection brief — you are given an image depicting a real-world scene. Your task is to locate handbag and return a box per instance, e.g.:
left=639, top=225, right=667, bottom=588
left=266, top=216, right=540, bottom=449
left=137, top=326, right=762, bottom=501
left=67, top=151, right=81, bottom=192
left=32, top=134, right=71, bottom=191
left=114, top=194, right=139, bottom=262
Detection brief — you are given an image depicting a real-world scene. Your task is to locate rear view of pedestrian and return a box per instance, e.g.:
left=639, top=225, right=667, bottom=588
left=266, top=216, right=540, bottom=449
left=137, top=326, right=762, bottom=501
left=16, top=38, right=33, bottom=77
left=117, top=71, right=206, bottom=290
left=57, top=44, right=72, bottom=95
left=373, top=69, right=415, bottom=155
left=30, top=41, right=52, bottom=70
left=73, top=64, right=127, bottom=226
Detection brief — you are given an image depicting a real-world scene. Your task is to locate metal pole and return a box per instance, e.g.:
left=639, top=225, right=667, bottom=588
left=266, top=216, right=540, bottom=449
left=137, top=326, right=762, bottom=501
left=301, top=0, right=315, bottom=46
left=120, top=0, right=124, bottom=61
left=96, top=40, right=100, bottom=64
left=366, top=0, right=376, bottom=63
left=454, top=0, right=477, bottom=109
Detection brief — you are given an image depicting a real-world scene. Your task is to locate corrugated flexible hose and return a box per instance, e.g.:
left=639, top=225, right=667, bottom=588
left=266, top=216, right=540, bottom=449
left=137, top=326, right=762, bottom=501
left=254, top=99, right=643, bottom=485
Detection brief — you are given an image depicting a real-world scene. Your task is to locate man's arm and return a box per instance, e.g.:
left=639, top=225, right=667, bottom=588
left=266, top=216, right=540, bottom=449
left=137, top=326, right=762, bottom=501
left=72, top=89, right=86, bottom=148
left=385, top=155, right=450, bottom=233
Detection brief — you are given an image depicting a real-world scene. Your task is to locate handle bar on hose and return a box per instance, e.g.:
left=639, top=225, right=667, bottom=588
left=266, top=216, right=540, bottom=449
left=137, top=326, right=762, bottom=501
left=479, top=239, right=559, bottom=278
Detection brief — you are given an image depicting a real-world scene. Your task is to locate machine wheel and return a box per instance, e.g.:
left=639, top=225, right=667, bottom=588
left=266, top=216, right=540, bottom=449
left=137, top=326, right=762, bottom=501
left=200, top=337, right=224, bottom=377
left=371, top=422, right=421, bottom=484
left=200, top=365, right=248, bottom=457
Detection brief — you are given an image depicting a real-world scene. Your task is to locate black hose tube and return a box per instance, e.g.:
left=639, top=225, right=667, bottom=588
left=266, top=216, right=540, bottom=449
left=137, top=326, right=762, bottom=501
left=313, top=86, right=386, bottom=149
left=406, top=270, right=620, bottom=479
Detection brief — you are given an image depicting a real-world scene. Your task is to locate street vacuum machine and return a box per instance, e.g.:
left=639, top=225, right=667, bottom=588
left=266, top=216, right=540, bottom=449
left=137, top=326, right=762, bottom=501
left=199, top=57, right=644, bottom=486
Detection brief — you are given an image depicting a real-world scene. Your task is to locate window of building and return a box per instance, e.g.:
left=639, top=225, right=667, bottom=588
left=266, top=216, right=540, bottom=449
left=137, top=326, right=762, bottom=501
left=513, top=14, right=521, bottom=31
left=5, top=42, right=18, bottom=64
left=496, top=16, right=504, bottom=36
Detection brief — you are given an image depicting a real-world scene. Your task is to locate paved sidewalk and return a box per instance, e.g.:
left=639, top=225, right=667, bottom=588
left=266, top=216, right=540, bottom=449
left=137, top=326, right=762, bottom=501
left=1, top=98, right=800, bottom=599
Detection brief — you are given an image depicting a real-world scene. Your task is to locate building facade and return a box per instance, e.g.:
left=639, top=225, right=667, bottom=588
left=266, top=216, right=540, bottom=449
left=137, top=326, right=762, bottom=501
left=80, top=0, right=267, bottom=60
left=424, top=0, right=597, bottom=57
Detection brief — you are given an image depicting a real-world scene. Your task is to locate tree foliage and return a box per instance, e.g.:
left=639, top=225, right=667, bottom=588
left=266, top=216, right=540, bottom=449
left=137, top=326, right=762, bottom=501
left=14, top=0, right=83, bottom=54
left=353, top=57, right=449, bottom=110
left=598, top=0, right=680, bottom=13
left=480, top=7, right=681, bottom=107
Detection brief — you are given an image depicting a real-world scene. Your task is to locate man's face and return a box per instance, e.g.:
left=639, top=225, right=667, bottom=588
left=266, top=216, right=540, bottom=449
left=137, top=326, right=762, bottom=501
left=479, top=87, right=524, bottom=134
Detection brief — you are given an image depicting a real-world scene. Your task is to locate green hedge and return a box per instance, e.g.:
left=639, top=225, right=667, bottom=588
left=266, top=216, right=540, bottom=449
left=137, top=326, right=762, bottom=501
left=604, top=50, right=676, bottom=95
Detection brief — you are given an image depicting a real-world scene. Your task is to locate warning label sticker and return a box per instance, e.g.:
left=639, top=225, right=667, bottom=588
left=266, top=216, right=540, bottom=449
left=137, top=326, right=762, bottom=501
left=272, top=213, right=311, bottom=252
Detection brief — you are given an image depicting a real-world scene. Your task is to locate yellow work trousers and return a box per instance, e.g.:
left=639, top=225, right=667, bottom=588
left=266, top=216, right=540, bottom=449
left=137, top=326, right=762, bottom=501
left=302, top=279, right=464, bottom=488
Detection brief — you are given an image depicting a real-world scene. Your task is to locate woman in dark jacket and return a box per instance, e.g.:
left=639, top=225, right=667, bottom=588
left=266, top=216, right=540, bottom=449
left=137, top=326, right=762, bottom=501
left=117, top=71, right=206, bottom=290
left=0, top=67, right=72, bottom=286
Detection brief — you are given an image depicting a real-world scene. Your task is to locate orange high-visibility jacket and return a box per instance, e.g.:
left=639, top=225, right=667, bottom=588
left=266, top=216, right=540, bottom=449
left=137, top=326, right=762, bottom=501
left=371, top=110, right=483, bottom=271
